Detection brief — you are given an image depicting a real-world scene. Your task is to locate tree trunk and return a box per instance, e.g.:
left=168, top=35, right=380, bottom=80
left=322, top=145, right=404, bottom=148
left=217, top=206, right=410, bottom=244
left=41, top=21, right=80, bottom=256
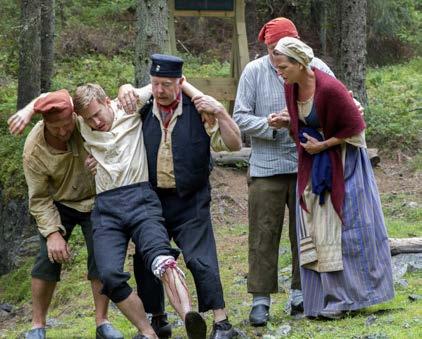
left=313, top=0, right=328, bottom=57
left=40, top=0, right=55, bottom=93
left=245, top=0, right=257, bottom=56
left=135, top=0, right=170, bottom=87
left=338, top=0, right=368, bottom=106
left=331, top=0, right=342, bottom=76
left=17, top=0, right=41, bottom=109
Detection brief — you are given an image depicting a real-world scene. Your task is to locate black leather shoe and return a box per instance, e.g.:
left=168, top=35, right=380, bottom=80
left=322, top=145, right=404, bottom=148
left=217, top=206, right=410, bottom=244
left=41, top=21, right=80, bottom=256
left=96, top=323, right=124, bottom=339
left=185, top=311, right=207, bottom=339
left=319, top=310, right=345, bottom=320
left=132, top=334, right=148, bottom=339
left=249, top=305, right=269, bottom=326
left=25, top=328, right=46, bottom=339
left=209, top=319, right=238, bottom=339
left=290, top=301, right=304, bottom=316
left=152, top=314, right=172, bottom=339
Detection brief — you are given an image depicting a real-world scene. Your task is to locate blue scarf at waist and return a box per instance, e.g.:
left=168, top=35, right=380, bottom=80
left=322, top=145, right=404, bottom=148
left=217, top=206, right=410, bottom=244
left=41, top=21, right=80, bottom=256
left=299, top=127, right=332, bottom=205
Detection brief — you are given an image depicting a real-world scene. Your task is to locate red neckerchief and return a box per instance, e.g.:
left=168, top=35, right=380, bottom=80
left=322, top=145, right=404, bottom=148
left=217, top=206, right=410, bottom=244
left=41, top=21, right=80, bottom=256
left=157, top=93, right=181, bottom=129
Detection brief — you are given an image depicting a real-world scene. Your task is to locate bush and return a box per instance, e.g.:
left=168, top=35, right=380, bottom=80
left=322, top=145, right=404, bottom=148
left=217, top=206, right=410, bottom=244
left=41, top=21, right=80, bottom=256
left=57, top=23, right=135, bottom=58
left=366, top=58, right=422, bottom=151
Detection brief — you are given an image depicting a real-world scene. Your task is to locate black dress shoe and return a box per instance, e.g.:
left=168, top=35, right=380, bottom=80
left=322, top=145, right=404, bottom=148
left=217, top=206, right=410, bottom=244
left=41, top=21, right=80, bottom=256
left=96, top=323, right=124, bottom=339
left=152, top=314, right=172, bottom=339
left=290, top=301, right=304, bottom=316
left=25, top=328, right=46, bottom=339
left=185, top=311, right=207, bottom=339
left=209, top=319, right=238, bottom=339
left=249, top=305, right=269, bottom=326
left=132, top=334, right=148, bottom=339
left=318, top=310, right=345, bottom=320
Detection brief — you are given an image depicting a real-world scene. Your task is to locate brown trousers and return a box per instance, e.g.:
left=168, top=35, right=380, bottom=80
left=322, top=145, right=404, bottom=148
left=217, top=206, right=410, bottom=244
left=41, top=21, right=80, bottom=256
left=247, top=173, right=301, bottom=293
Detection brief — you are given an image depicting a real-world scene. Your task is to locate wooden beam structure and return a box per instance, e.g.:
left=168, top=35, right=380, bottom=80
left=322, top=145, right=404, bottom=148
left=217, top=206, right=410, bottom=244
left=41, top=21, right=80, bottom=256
left=168, top=0, right=249, bottom=113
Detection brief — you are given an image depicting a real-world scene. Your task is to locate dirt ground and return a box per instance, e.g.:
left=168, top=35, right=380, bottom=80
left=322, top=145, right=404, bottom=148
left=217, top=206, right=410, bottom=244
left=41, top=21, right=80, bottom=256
left=209, top=154, right=422, bottom=227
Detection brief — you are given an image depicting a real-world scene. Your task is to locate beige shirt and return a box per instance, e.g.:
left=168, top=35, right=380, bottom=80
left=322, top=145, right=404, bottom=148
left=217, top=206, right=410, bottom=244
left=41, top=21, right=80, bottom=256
left=23, top=120, right=96, bottom=238
left=152, top=98, right=230, bottom=188
left=78, top=87, right=152, bottom=194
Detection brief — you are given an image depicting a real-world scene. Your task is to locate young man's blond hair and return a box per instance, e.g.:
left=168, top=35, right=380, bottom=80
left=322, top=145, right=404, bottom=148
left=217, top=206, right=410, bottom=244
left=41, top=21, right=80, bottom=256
left=73, top=83, right=107, bottom=114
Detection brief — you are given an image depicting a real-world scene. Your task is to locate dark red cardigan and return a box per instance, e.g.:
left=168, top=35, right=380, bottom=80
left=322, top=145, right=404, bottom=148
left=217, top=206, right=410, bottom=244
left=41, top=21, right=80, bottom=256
left=285, top=68, right=366, bottom=220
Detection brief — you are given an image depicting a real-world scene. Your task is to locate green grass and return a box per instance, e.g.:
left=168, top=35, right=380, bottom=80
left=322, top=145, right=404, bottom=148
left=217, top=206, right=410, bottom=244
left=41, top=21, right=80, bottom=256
left=381, top=192, right=422, bottom=237
left=1, top=220, right=421, bottom=338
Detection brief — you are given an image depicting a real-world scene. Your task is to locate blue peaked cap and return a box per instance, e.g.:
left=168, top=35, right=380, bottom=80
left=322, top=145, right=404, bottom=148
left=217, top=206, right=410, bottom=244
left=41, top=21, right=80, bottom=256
left=150, top=54, right=183, bottom=78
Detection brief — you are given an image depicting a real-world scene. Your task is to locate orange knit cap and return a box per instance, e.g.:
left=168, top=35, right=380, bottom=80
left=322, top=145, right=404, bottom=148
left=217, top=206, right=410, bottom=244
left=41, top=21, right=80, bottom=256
left=258, top=17, right=299, bottom=45
left=34, top=89, right=74, bottom=123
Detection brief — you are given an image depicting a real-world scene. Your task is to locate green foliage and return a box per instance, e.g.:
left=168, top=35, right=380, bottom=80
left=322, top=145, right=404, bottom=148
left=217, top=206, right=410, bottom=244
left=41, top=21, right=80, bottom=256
left=180, top=53, right=230, bottom=78
left=53, top=55, right=135, bottom=97
left=409, top=150, right=422, bottom=172
left=57, top=0, right=136, bottom=28
left=368, top=0, right=421, bottom=45
left=0, top=83, right=28, bottom=200
left=366, top=0, right=422, bottom=65
left=0, top=0, right=19, bottom=76
left=0, top=259, right=32, bottom=304
left=366, top=58, right=422, bottom=151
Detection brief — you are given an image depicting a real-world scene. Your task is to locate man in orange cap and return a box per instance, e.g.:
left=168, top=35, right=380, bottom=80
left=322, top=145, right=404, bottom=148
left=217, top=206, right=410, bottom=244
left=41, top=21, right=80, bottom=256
left=233, top=17, right=335, bottom=326
left=8, top=92, right=123, bottom=339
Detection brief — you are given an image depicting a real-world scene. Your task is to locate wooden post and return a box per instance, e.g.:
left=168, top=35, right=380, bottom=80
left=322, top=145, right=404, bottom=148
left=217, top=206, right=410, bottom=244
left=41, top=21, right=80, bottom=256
left=235, top=0, right=248, bottom=72
left=168, top=0, right=177, bottom=54
left=168, top=0, right=249, bottom=113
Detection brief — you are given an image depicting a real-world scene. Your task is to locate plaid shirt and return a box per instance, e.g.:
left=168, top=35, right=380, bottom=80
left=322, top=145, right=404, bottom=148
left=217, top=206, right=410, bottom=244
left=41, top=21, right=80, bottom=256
left=233, top=55, right=334, bottom=177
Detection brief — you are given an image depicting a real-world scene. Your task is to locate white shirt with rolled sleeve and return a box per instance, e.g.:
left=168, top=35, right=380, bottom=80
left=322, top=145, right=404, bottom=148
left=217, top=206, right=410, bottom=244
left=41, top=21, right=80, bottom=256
left=78, top=86, right=152, bottom=194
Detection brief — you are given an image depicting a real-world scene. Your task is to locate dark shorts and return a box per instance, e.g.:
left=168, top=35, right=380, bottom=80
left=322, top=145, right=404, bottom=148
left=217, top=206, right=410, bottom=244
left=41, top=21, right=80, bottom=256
left=31, top=202, right=99, bottom=282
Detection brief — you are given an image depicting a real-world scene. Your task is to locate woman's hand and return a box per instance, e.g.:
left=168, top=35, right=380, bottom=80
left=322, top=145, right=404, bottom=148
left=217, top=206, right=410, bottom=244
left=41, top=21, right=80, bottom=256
left=300, top=133, right=327, bottom=154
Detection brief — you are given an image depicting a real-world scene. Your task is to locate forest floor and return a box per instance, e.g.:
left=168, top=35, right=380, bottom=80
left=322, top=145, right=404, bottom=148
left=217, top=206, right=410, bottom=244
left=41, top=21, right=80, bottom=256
left=0, top=154, right=421, bottom=338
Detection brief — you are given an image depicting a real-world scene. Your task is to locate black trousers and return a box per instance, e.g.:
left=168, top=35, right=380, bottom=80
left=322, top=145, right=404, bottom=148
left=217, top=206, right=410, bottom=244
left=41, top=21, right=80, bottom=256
left=134, top=183, right=225, bottom=313
left=92, top=182, right=178, bottom=303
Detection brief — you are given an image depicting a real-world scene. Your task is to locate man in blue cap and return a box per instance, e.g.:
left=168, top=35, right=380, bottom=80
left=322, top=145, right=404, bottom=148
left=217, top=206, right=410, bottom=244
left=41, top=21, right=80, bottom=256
left=119, top=54, right=242, bottom=339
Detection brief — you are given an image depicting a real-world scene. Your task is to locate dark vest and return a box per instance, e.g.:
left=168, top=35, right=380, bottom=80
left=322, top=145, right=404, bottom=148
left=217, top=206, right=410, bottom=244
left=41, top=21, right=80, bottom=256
left=142, top=94, right=211, bottom=197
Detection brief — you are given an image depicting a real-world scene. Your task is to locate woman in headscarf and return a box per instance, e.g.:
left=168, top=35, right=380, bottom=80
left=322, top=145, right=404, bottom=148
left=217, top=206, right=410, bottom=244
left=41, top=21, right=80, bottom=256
left=269, top=37, right=394, bottom=319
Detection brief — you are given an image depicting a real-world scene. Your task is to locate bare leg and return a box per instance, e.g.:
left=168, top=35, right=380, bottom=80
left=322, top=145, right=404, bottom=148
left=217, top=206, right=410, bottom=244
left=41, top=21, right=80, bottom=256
left=161, top=267, right=191, bottom=320
left=31, top=278, right=56, bottom=328
left=90, top=279, right=110, bottom=326
left=116, top=292, right=157, bottom=338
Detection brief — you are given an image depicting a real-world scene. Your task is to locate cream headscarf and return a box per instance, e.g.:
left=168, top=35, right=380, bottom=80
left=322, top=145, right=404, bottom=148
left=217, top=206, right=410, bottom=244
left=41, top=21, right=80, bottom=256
left=274, top=37, right=314, bottom=66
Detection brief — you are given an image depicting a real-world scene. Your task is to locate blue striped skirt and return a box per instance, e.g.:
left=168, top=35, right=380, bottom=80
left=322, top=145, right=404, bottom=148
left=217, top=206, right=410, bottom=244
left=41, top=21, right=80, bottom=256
left=297, top=145, right=394, bottom=317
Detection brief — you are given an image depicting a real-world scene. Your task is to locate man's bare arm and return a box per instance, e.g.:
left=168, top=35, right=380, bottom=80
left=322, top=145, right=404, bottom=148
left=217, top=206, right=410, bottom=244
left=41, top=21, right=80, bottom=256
left=8, top=93, right=49, bottom=135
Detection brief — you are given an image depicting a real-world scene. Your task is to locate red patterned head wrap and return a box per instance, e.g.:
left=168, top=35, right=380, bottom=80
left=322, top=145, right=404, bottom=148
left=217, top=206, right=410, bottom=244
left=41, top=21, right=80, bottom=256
left=258, top=17, right=299, bottom=45
left=34, top=89, right=74, bottom=123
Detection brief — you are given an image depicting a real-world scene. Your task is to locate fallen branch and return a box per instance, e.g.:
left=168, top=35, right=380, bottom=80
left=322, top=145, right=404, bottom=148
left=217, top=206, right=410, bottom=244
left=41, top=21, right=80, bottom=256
left=212, top=147, right=380, bottom=167
left=389, top=237, right=422, bottom=255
